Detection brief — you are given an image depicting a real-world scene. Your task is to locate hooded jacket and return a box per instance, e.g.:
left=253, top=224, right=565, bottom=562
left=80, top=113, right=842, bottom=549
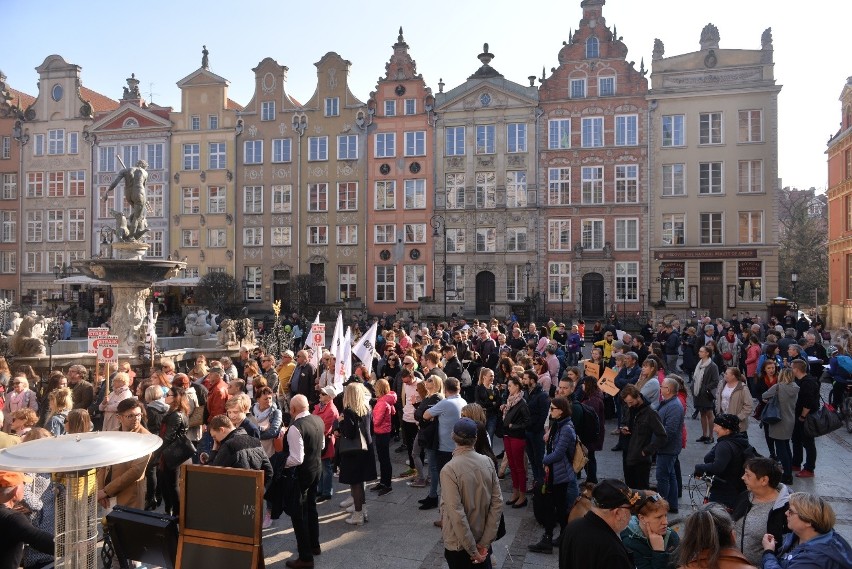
left=373, top=391, right=397, bottom=435
left=620, top=515, right=680, bottom=569
left=694, top=432, right=751, bottom=506
left=762, top=529, right=852, bottom=569
left=624, top=398, right=667, bottom=466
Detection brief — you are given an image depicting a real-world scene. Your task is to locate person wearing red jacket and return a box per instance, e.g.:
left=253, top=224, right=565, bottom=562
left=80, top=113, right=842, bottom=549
left=313, top=386, right=339, bottom=502
left=371, top=379, right=397, bottom=496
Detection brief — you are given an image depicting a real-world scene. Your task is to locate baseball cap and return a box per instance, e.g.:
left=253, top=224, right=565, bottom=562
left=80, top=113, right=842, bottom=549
left=452, top=418, right=478, bottom=439
left=713, top=413, right=740, bottom=433
left=320, top=386, right=336, bottom=399
left=283, top=350, right=295, bottom=359
left=0, top=471, right=32, bottom=487
left=591, top=479, right=642, bottom=510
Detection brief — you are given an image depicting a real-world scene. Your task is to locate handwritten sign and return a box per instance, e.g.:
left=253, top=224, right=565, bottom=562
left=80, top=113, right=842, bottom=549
left=583, top=360, right=601, bottom=379
left=598, top=367, right=620, bottom=397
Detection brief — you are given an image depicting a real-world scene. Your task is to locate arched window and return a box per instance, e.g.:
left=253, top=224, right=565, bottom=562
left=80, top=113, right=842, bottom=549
left=586, top=36, right=599, bottom=59
left=122, top=118, right=139, bottom=128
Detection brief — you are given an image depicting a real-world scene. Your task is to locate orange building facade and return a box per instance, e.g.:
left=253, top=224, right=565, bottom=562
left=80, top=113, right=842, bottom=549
left=826, top=77, right=852, bottom=328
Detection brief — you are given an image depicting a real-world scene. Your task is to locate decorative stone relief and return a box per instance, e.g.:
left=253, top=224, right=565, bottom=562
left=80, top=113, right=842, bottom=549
left=244, top=168, right=263, bottom=180
left=337, top=163, right=354, bottom=176
left=309, top=165, right=328, bottom=178
left=446, top=157, right=464, bottom=170
left=272, top=216, right=290, bottom=225
left=262, top=72, right=276, bottom=94
left=477, top=156, right=494, bottom=168
left=327, top=67, right=338, bottom=89
left=272, top=167, right=291, bottom=179
left=248, top=124, right=258, bottom=138
left=279, top=122, right=288, bottom=135
left=272, top=248, right=290, bottom=259
left=244, top=248, right=263, bottom=258
left=244, top=215, right=262, bottom=227
left=507, top=155, right=525, bottom=167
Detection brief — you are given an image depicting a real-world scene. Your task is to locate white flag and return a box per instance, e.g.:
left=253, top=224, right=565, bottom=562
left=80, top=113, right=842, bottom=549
left=309, top=312, right=322, bottom=369
left=334, top=326, right=352, bottom=391
left=330, top=311, right=344, bottom=363
left=146, top=302, right=157, bottom=346
left=351, top=321, right=378, bottom=365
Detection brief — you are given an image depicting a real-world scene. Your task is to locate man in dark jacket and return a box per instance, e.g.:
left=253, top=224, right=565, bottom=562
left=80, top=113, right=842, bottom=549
left=208, top=414, right=273, bottom=484
left=693, top=413, right=751, bottom=509
left=614, top=352, right=641, bottom=432
left=523, top=371, right=550, bottom=486
left=663, top=324, right=680, bottom=373
left=441, top=344, right=464, bottom=383
left=619, top=385, right=666, bottom=490
left=790, top=359, right=820, bottom=477
left=290, top=350, right=316, bottom=405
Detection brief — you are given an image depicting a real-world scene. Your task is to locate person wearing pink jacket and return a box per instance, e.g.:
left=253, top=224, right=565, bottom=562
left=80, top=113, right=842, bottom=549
left=371, top=379, right=397, bottom=496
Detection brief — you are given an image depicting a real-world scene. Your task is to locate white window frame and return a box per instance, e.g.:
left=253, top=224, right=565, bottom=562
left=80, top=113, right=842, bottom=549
left=404, top=265, right=426, bottom=302
left=48, top=129, right=65, bottom=155
left=261, top=101, right=275, bottom=121
left=738, top=160, right=763, bottom=194
left=570, top=78, right=586, bottom=99
left=146, top=143, right=164, bottom=169
left=384, top=100, right=396, bottom=117
left=404, top=131, right=425, bottom=156
left=661, top=213, right=685, bottom=246
left=207, top=186, right=226, bottom=214
left=33, top=134, right=44, bottom=156
left=598, top=76, right=615, bottom=96
left=662, top=115, right=685, bottom=147
left=69, top=170, right=86, bottom=197
left=581, top=166, right=604, bottom=204
left=446, top=265, right=465, bottom=301
left=308, top=183, right=328, bottom=212
left=507, top=123, right=527, bottom=153
left=699, top=162, right=724, bottom=195
left=548, top=168, right=571, bottom=205
left=404, top=179, right=426, bottom=210
left=183, top=143, right=200, bottom=170
left=615, top=218, right=639, bottom=250
left=244, top=186, right=263, bottom=214
left=506, top=227, right=527, bottom=252
left=615, top=165, right=638, bottom=203
left=208, top=228, right=227, bottom=248
left=308, top=136, right=328, bottom=161
left=272, top=138, right=292, bottom=163
left=181, top=229, right=199, bottom=248
left=244, top=140, right=263, bottom=165
left=1, top=173, right=16, bottom=199
left=209, top=142, right=226, bottom=169
left=208, top=115, right=219, bottom=130
left=445, top=173, right=465, bottom=209
left=182, top=187, right=200, bottom=214
left=0, top=211, right=16, bottom=243
left=475, top=227, right=496, bottom=253
left=446, top=228, right=466, bottom=253
left=67, top=209, right=84, bottom=242
left=245, top=267, right=262, bottom=301
left=26, top=211, right=42, bottom=242
left=445, top=127, right=465, bottom=156
left=375, top=133, right=395, bottom=158
left=700, top=213, right=723, bottom=245
left=738, top=211, right=764, bottom=244
left=337, top=182, right=357, bottom=211
left=738, top=109, right=763, bottom=143
left=374, top=224, right=396, bottom=244
left=98, top=146, right=116, bottom=172
left=548, top=219, right=571, bottom=252
left=548, top=119, right=571, bottom=149
left=614, top=262, right=639, bottom=301
left=475, top=125, right=496, bottom=155
left=325, top=97, right=340, bottom=117
left=506, top=171, right=527, bottom=207
left=662, top=164, right=686, bottom=196
left=699, top=112, right=723, bottom=145
left=548, top=262, right=572, bottom=301
left=375, top=181, right=396, bottom=210
left=404, top=223, right=426, bottom=244
left=404, top=99, right=416, bottom=115
left=271, top=185, right=292, bottom=213
left=375, top=266, right=396, bottom=302
left=271, top=227, right=292, bottom=246
left=581, top=117, right=604, bottom=148
left=475, top=172, right=496, bottom=209
left=615, top=114, right=638, bottom=146
left=243, top=227, right=263, bottom=247
left=338, top=135, right=358, bottom=160
left=581, top=219, right=604, bottom=250
left=190, top=116, right=200, bottom=131
left=307, top=226, right=329, bottom=245
left=506, top=265, right=524, bottom=302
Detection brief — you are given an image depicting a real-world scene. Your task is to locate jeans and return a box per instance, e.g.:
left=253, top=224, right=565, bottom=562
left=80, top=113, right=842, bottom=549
left=317, top=458, right=333, bottom=498
left=792, top=420, right=816, bottom=471
left=504, top=435, right=527, bottom=492
left=772, top=437, right=792, bottom=479
left=401, top=421, right=419, bottom=468
left=290, top=485, right=319, bottom=562
left=525, top=430, right=546, bottom=485
left=427, top=448, right=440, bottom=498
left=376, top=432, right=392, bottom=486
left=485, top=415, right=497, bottom=443
left=655, top=453, right=679, bottom=511
left=666, top=354, right=679, bottom=373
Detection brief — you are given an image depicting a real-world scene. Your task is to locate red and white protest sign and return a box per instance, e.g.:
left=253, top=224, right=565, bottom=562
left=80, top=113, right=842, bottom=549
left=97, top=336, right=119, bottom=364
left=88, top=327, right=110, bottom=354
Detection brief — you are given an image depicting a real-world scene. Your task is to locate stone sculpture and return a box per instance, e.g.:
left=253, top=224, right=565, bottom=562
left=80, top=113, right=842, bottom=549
left=10, top=315, right=45, bottom=356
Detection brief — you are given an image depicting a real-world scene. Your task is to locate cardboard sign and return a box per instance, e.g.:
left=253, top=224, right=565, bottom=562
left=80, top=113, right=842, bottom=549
left=88, top=327, right=110, bottom=354
left=97, top=335, right=119, bottom=364
left=583, top=360, right=601, bottom=379
left=310, top=323, right=325, bottom=350
left=597, top=366, right=620, bottom=397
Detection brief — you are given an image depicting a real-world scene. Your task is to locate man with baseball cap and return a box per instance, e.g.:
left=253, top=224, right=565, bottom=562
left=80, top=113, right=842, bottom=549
left=0, top=471, right=54, bottom=568
left=559, top=478, right=639, bottom=569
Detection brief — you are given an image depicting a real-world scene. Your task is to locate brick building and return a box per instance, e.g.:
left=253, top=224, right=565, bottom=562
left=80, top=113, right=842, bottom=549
left=827, top=76, right=852, bottom=328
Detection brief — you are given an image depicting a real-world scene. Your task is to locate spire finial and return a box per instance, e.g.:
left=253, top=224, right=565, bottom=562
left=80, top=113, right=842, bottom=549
left=398, top=26, right=404, bottom=43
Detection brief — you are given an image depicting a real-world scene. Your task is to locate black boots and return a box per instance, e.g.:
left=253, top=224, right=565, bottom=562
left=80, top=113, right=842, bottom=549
left=528, top=532, right=553, bottom=554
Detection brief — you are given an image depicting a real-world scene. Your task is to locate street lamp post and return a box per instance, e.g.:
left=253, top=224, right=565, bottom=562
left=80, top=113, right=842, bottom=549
left=791, top=268, right=799, bottom=307
left=524, top=261, right=533, bottom=321
left=560, top=285, right=569, bottom=323
left=53, top=263, right=70, bottom=305
left=656, top=264, right=669, bottom=308
left=429, top=215, right=447, bottom=321
left=241, top=277, right=249, bottom=303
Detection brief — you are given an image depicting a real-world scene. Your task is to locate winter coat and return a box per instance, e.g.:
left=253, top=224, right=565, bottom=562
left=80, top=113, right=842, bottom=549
left=624, top=399, right=667, bottom=466
left=732, top=484, right=790, bottom=566
left=745, top=343, right=762, bottom=378
left=210, top=427, right=273, bottom=485
left=524, top=384, right=550, bottom=433
left=620, top=515, right=680, bottom=569
left=312, top=401, right=338, bottom=460
left=715, top=381, right=753, bottom=433
left=502, top=398, right=530, bottom=439
left=694, top=432, right=751, bottom=508
left=541, top=417, right=576, bottom=486
left=692, top=360, right=720, bottom=410
left=373, top=391, right=397, bottom=435
left=762, top=529, right=852, bottom=569
left=680, top=548, right=756, bottom=569
left=656, top=396, right=684, bottom=455
left=681, top=334, right=699, bottom=373
left=583, top=392, right=606, bottom=451
left=794, top=374, right=820, bottom=419
left=718, top=334, right=742, bottom=368
left=96, top=425, right=151, bottom=509
left=762, top=382, right=799, bottom=440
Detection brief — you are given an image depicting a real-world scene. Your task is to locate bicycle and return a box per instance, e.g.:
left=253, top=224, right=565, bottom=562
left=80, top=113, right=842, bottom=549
left=686, top=473, right=715, bottom=511
left=840, top=384, right=852, bottom=433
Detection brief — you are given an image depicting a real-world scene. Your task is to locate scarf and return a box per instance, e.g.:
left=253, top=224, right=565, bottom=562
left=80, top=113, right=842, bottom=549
left=503, top=390, right=524, bottom=421
left=252, top=404, right=274, bottom=423
left=693, top=359, right=710, bottom=397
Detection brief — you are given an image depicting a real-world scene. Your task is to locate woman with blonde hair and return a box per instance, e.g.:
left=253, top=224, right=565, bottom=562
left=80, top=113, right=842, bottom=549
left=243, top=361, right=261, bottom=400
left=337, top=382, right=376, bottom=525
left=676, top=503, right=753, bottom=568
left=45, top=387, right=73, bottom=436
left=150, top=370, right=171, bottom=397
left=761, top=368, right=799, bottom=484
left=9, top=408, right=38, bottom=437
left=461, top=402, right=495, bottom=463
left=99, top=372, right=133, bottom=431
left=189, top=362, right=208, bottom=383
left=414, top=374, right=444, bottom=497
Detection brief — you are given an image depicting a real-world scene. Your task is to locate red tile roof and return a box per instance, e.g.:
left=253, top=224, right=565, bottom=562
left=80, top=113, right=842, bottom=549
left=227, top=98, right=243, bottom=111
left=7, top=87, right=36, bottom=109
left=80, top=87, right=119, bottom=113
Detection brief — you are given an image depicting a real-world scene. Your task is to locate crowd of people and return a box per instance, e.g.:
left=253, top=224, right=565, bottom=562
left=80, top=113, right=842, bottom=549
left=0, top=309, right=851, bottom=568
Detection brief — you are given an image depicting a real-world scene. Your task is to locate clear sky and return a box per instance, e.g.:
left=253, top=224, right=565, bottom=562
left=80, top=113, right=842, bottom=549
left=5, top=0, right=850, bottom=190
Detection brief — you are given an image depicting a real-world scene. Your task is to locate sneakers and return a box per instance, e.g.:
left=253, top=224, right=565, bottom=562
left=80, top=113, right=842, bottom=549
left=345, top=505, right=368, bottom=519
left=398, top=468, right=417, bottom=478
left=369, top=483, right=386, bottom=492
left=407, top=478, right=428, bottom=488
left=378, top=486, right=393, bottom=497
left=262, top=511, right=273, bottom=529
left=418, top=496, right=439, bottom=510
left=339, top=496, right=354, bottom=508
left=795, top=469, right=815, bottom=478
left=792, top=465, right=802, bottom=472
left=344, top=511, right=365, bottom=525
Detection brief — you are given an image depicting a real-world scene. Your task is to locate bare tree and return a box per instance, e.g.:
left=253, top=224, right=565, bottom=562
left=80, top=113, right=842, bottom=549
left=778, top=187, right=828, bottom=306
left=194, top=272, right=239, bottom=314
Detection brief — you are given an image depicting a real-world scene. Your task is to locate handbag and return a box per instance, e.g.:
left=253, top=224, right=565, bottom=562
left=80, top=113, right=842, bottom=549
left=273, top=428, right=286, bottom=454
left=804, top=399, right=842, bottom=437
left=572, top=440, right=589, bottom=473
left=760, top=394, right=782, bottom=425
left=162, top=434, right=196, bottom=469
left=187, top=404, right=205, bottom=428
left=338, top=419, right=368, bottom=456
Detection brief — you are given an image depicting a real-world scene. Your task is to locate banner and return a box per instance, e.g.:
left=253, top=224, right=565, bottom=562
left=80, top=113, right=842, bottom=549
left=334, top=327, right=352, bottom=392
left=308, top=313, right=322, bottom=368
left=351, top=321, right=378, bottom=365
left=87, top=327, right=110, bottom=354
left=330, top=311, right=344, bottom=363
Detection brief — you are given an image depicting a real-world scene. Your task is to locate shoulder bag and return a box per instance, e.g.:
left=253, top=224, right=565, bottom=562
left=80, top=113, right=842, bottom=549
left=760, top=394, right=782, bottom=425
left=338, top=416, right=368, bottom=455
left=804, top=397, right=842, bottom=437
left=162, top=415, right=196, bottom=469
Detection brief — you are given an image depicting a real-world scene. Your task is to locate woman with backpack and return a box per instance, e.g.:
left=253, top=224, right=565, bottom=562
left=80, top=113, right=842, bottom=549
left=581, top=376, right=605, bottom=483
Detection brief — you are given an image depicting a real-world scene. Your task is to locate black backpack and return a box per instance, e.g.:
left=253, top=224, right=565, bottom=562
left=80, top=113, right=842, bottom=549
left=573, top=402, right=600, bottom=445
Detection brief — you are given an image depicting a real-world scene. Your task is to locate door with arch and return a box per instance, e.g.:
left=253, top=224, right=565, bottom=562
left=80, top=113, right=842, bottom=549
left=582, top=273, right=605, bottom=318
left=475, top=271, right=495, bottom=315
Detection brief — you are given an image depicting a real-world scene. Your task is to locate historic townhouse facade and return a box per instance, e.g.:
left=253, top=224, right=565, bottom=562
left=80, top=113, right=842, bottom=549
left=648, top=25, right=781, bottom=318
left=0, top=74, right=35, bottom=302
left=433, top=46, right=539, bottom=319
left=237, top=52, right=367, bottom=308
left=170, top=51, right=241, bottom=281
left=826, top=77, right=852, bottom=328
left=365, top=29, right=436, bottom=317
left=21, top=55, right=118, bottom=308
left=539, top=0, right=649, bottom=322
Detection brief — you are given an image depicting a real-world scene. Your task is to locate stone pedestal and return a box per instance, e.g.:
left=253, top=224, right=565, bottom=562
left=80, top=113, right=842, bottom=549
left=112, top=242, right=150, bottom=261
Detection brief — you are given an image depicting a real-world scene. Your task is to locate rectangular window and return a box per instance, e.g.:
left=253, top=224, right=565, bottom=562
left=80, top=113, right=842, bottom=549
left=271, top=227, right=291, bottom=246
left=699, top=112, right=723, bottom=144
left=208, top=142, right=226, bottom=169
left=446, top=265, right=465, bottom=301
left=48, top=172, right=64, bottom=197
left=581, top=219, right=604, bottom=250
left=404, top=99, right=416, bottom=115
left=244, top=186, right=263, bottom=214
left=146, top=231, right=163, bottom=258
left=67, top=209, right=84, bottom=241
left=261, top=101, right=275, bottom=121
left=548, top=262, right=572, bottom=301
left=507, top=123, right=527, bottom=153
left=68, top=170, right=85, bottom=197
left=475, top=228, right=497, bottom=252
left=700, top=213, right=723, bottom=245
left=548, top=119, right=571, bottom=149
left=662, top=213, right=685, bottom=246
left=615, top=114, right=638, bottom=146
left=68, top=132, right=78, bottom=155
left=208, top=229, right=227, bottom=248
left=660, top=262, right=685, bottom=302
left=445, top=127, right=465, bottom=156
left=476, top=125, right=496, bottom=154
left=208, top=115, right=219, bottom=130
left=375, top=181, right=396, bottom=210
left=404, top=265, right=426, bottom=302
left=581, top=166, right=603, bottom=204
left=1, top=136, right=10, bottom=160
left=615, top=262, right=639, bottom=301
left=404, top=131, right=425, bottom=156
left=122, top=145, right=140, bottom=166
left=662, top=164, right=685, bottom=196
left=46, top=210, right=64, bottom=241
left=26, top=172, right=44, bottom=198
left=1, top=211, right=16, bottom=243
left=570, top=79, right=586, bottom=99
left=338, top=135, right=358, bottom=160
left=615, top=218, right=638, bottom=250
left=739, top=261, right=763, bottom=302
left=183, top=144, right=200, bottom=170
left=245, top=267, right=262, bottom=301
left=97, top=186, right=115, bottom=219
left=384, top=100, right=396, bottom=117
left=506, top=227, right=527, bottom=252
left=182, top=187, right=200, bottom=214
left=598, top=76, right=615, bottom=96
left=1, top=174, right=17, bottom=199
left=375, top=133, right=395, bottom=158
left=738, top=110, right=762, bottom=143
left=207, top=186, right=226, bottom=214
left=548, top=219, right=571, bottom=251
left=146, top=143, right=164, bottom=169
left=374, top=224, right=396, bottom=244
left=324, top=97, right=339, bottom=117
left=375, top=266, right=396, bottom=302
left=0, top=252, right=16, bottom=273
left=615, top=165, right=638, bottom=203
left=506, top=265, right=525, bottom=302
left=445, top=173, right=465, bottom=209
left=243, top=140, right=263, bottom=164
left=308, top=136, right=328, bottom=161
left=738, top=160, right=763, bottom=193
left=662, top=115, right=685, bottom=147
left=26, top=252, right=43, bottom=273
left=337, top=182, right=357, bottom=211
left=404, top=223, right=426, bottom=244
left=48, top=129, right=65, bottom=155
left=47, top=252, right=64, bottom=278
left=699, top=162, right=723, bottom=194
left=33, top=134, right=44, bottom=156
left=475, top=172, right=496, bottom=208
left=404, top=179, right=426, bottom=209
left=336, top=225, right=358, bottom=245
left=506, top=171, right=527, bottom=207
left=307, top=226, right=328, bottom=245
left=446, top=228, right=466, bottom=253
left=308, top=183, right=328, bottom=212
left=98, top=146, right=116, bottom=172
left=271, top=185, right=292, bottom=213
left=548, top=168, right=571, bottom=205
left=847, top=196, right=852, bottom=232
left=339, top=265, right=357, bottom=300
left=738, top=211, right=763, bottom=244
left=581, top=117, right=603, bottom=148
left=190, top=116, right=200, bottom=130
left=243, top=227, right=263, bottom=246
left=272, top=138, right=292, bottom=163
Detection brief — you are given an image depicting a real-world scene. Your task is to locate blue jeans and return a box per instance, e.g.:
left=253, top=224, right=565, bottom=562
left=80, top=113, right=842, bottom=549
left=773, top=437, right=792, bottom=479
left=485, top=415, right=497, bottom=443
left=525, top=430, right=546, bottom=485
left=655, top=453, right=679, bottom=511
left=427, top=448, right=440, bottom=499
left=317, top=458, right=333, bottom=498
left=198, top=431, right=213, bottom=458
